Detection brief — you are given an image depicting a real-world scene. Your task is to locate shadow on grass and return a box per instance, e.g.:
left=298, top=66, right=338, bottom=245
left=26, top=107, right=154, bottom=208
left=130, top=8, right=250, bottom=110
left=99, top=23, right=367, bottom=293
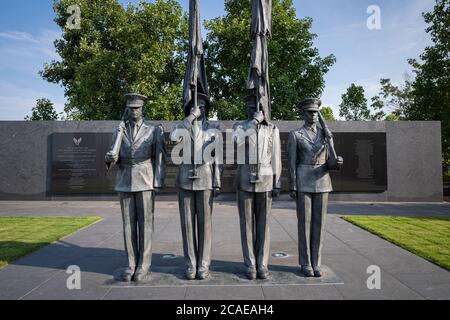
left=0, top=241, right=52, bottom=269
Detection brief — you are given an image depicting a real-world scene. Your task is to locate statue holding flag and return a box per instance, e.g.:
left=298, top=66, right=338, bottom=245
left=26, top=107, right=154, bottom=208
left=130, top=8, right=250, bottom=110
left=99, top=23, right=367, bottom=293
left=233, top=0, right=282, bottom=280
left=170, top=0, right=222, bottom=281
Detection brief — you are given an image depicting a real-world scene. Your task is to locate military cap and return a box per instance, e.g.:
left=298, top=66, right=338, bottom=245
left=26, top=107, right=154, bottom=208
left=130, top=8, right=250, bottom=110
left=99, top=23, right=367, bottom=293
left=185, top=92, right=211, bottom=116
left=297, top=98, right=322, bottom=111
left=125, top=93, right=148, bottom=108
left=195, top=93, right=210, bottom=107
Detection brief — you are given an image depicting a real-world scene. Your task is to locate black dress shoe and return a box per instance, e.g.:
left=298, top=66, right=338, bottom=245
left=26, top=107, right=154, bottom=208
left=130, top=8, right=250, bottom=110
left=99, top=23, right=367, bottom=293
left=313, top=266, right=323, bottom=278
left=257, top=267, right=270, bottom=280
left=133, top=267, right=150, bottom=282
left=246, top=267, right=257, bottom=280
left=302, top=266, right=314, bottom=277
left=185, top=268, right=196, bottom=280
left=197, top=268, right=210, bottom=280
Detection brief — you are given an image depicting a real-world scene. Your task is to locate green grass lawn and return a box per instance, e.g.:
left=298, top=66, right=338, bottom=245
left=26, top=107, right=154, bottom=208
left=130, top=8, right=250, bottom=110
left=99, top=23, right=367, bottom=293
left=342, top=216, right=450, bottom=271
left=0, top=216, right=102, bottom=269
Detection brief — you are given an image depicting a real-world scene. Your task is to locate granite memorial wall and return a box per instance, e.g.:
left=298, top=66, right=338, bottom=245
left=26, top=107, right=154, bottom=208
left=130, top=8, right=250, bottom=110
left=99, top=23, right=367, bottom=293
left=0, top=121, right=443, bottom=202
left=50, top=132, right=388, bottom=195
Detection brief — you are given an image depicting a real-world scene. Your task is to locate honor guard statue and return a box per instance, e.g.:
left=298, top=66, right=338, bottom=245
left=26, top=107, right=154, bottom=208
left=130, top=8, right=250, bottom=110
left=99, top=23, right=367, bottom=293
left=170, top=93, right=222, bottom=280
left=233, top=95, right=282, bottom=280
left=287, top=98, right=343, bottom=278
left=106, top=93, right=166, bottom=282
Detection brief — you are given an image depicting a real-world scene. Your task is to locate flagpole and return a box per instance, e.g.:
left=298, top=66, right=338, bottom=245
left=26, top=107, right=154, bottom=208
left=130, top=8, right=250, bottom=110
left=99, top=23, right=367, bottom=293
left=255, top=81, right=261, bottom=183
left=193, top=65, right=198, bottom=178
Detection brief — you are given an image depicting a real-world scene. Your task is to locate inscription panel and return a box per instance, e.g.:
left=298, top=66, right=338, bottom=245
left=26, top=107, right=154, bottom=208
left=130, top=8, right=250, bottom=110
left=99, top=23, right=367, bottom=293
left=51, top=132, right=387, bottom=194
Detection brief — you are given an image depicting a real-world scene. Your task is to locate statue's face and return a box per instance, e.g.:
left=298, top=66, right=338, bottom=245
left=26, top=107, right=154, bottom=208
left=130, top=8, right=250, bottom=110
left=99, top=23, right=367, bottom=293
left=197, top=100, right=207, bottom=120
left=246, top=104, right=257, bottom=119
left=128, top=107, right=143, bottom=122
left=304, top=110, right=319, bottom=124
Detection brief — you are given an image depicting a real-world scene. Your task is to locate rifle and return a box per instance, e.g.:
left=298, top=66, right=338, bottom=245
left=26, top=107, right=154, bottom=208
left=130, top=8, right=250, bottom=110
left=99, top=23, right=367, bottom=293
left=318, top=112, right=342, bottom=170
left=106, top=108, right=129, bottom=170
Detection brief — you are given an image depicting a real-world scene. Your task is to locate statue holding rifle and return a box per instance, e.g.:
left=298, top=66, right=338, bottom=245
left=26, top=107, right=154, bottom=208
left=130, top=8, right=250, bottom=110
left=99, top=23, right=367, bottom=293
left=287, top=98, right=343, bottom=278
left=106, top=92, right=166, bottom=282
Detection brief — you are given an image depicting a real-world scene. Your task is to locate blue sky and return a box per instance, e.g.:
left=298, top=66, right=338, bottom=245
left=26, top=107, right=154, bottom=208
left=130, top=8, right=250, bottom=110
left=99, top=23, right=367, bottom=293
left=0, top=0, right=435, bottom=120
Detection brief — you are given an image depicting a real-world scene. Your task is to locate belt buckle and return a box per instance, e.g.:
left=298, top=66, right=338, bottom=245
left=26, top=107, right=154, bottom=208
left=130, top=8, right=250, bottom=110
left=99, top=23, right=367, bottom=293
left=250, top=165, right=261, bottom=184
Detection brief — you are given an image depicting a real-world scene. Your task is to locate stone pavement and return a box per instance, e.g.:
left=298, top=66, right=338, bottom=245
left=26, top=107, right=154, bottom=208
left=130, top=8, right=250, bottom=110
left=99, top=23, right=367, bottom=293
left=0, top=201, right=449, bottom=300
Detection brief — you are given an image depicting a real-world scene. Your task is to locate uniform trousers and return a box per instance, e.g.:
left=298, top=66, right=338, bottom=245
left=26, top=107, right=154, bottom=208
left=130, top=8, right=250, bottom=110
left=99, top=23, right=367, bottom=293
left=119, top=191, right=155, bottom=271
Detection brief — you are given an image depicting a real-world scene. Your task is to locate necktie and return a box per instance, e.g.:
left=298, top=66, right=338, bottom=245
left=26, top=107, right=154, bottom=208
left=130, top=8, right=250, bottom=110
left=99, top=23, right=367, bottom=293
left=131, top=124, right=136, bottom=141
left=310, top=127, right=317, bottom=141
left=193, top=121, right=200, bottom=138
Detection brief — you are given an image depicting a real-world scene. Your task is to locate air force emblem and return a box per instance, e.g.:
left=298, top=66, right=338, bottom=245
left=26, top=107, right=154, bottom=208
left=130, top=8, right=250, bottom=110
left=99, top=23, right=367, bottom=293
left=73, top=137, right=82, bottom=146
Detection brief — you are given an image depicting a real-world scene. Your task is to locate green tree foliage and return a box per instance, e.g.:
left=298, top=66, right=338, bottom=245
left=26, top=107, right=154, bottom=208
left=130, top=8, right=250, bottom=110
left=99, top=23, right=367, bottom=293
left=204, top=0, right=336, bottom=120
left=407, top=0, right=449, bottom=160
left=375, top=77, right=415, bottom=119
left=339, top=84, right=368, bottom=121
left=25, top=98, right=59, bottom=121
left=41, top=0, right=187, bottom=120
left=385, top=113, right=400, bottom=121
left=375, top=1, right=449, bottom=160
left=369, top=95, right=387, bottom=121
left=320, top=106, right=336, bottom=121
left=339, top=84, right=385, bottom=121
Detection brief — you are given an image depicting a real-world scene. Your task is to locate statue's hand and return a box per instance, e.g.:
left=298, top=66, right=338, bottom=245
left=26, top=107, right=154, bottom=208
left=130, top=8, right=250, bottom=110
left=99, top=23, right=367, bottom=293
left=252, top=111, right=265, bottom=125
left=191, top=107, right=201, bottom=119
left=118, top=121, right=126, bottom=132
left=183, top=107, right=202, bottom=129
left=327, top=156, right=344, bottom=171
left=105, top=151, right=118, bottom=164
left=213, top=188, right=221, bottom=198
left=290, top=191, right=297, bottom=200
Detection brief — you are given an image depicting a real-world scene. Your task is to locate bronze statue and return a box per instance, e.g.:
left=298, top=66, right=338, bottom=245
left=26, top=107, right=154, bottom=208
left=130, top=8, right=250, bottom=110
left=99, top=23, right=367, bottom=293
left=106, top=93, right=166, bottom=282
left=171, top=0, right=222, bottom=281
left=287, top=98, right=343, bottom=277
left=170, top=93, right=222, bottom=280
left=232, top=0, right=280, bottom=281
left=233, top=95, right=282, bottom=280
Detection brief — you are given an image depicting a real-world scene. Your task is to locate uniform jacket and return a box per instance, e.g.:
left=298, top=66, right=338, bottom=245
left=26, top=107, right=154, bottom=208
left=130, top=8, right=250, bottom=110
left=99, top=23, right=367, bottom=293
left=287, top=125, right=334, bottom=193
left=109, top=120, right=166, bottom=193
left=233, top=121, right=282, bottom=193
left=170, top=120, right=222, bottom=191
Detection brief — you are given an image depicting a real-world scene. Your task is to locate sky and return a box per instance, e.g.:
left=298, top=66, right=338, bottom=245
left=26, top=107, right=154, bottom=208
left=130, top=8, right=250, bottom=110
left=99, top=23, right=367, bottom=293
left=0, top=0, right=435, bottom=120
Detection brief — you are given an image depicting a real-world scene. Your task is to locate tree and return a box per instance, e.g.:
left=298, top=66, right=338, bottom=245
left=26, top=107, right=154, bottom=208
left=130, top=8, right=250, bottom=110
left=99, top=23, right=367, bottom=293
left=339, top=84, right=368, bottom=121
left=204, top=0, right=336, bottom=120
left=339, top=84, right=385, bottom=121
left=320, top=106, right=336, bottom=121
left=407, top=0, right=450, bottom=160
left=369, top=95, right=387, bottom=121
left=370, top=1, right=449, bottom=160
left=25, top=98, right=59, bottom=121
left=372, top=77, right=415, bottom=120
left=385, top=113, right=400, bottom=121
left=41, top=0, right=187, bottom=121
